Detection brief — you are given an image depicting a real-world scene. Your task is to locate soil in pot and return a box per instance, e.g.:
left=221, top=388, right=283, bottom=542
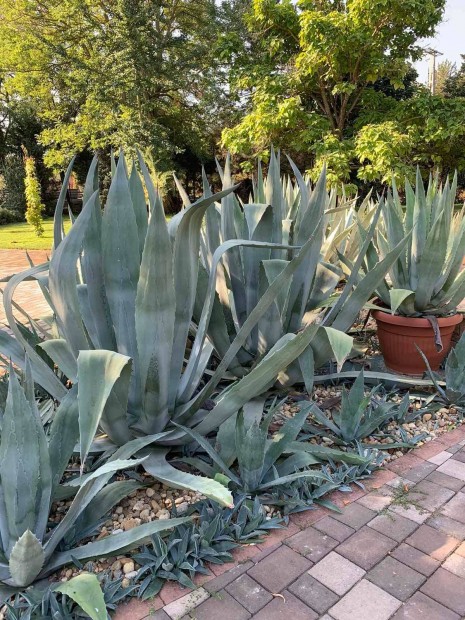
left=373, top=310, right=462, bottom=376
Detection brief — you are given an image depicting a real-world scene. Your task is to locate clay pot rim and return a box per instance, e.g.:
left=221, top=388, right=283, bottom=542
left=372, top=309, right=462, bottom=328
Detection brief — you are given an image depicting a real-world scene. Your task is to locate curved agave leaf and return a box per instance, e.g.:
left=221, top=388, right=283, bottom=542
left=142, top=449, right=234, bottom=507
left=0, top=369, right=52, bottom=552
left=44, top=517, right=192, bottom=576
left=49, top=191, right=100, bottom=356
left=77, top=350, right=132, bottom=468
left=53, top=156, right=76, bottom=250
left=2, top=264, right=66, bottom=400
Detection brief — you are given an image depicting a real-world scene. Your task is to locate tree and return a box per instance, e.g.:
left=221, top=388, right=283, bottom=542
left=435, top=59, right=456, bottom=96
left=222, top=0, right=447, bottom=183
left=23, top=150, right=45, bottom=236
left=444, top=55, right=465, bottom=98
left=0, top=0, right=229, bottom=176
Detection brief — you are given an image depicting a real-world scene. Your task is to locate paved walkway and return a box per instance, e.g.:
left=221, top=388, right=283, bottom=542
left=0, top=249, right=49, bottom=325
left=115, top=426, right=465, bottom=620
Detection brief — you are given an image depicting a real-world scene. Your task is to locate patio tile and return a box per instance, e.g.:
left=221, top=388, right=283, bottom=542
left=367, top=556, right=425, bottom=601
left=191, top=590, right=250, bottom=620
left=113, top=598, right=163, bottom=620
left=330, top=502, right=376, bottom=529
left=368, top=512, right=418, bottom=542
left=247, top=545, right=312, bottom=592
left=387, top=454, right=425, bottom=475
left=252, top=590, right=318, bottom=620
left=421, top=568, right=465, bottom=615
left=390, top=543, right=440, bottom=577
left=364, top=469, right=398, bottom=489
left=163, top=588, right=209, bottom=620
left=389, top=502, right=431, bottom=524
left=312, top=516, right=355, bottom=542
left=427, top=450, right=453, bottom=465
left=329, top=579, right=401, bottom=620
left=391, top=591, right=460, bottom=620
left=425, top=470, right=464, bottom=491
left=437, top=459, right=465, bottom=481
left=450, top=450, right=465, bottom=463
left=403, top=462, right=438, bottom=483
left=442, top=552, right=465, bottom=579
left=409, top=479, right=455, bottom=512
left=308, top=552, right=365, bottom=595
left=285, top=527, right=338, bottom=562
left=425, top=514, right=465, bottom=541
left=290, top=507, right=329, bottom=529
left=225, top=574, right=272, bottom=613
left=336, top=526, right=397, bottom=570
left=288, top=573, right=339, bottom=614
left=457, top=541, right=465, bottom=556
left=440, top=491, right=465, bottom=524
left=204, top=562, right=253, bottom=593
left=405, top=524, right=460, bottom=561
left=356, top=487, right=394, bottom=512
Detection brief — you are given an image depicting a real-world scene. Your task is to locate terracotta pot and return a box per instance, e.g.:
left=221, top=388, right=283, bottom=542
left=373, top=310, right=462, bottom=376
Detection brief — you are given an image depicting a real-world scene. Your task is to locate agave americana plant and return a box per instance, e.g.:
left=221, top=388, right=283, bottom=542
left=178, top=397, right=376, bottom=508
left=183, top=149, right=410, bottom=379
left=418, top=331, right=465, bottom=408
left=0, top=151, right=332, bottom=506
left=372, top=170, right=465, bottom=317
left=0, top=367, right=189, bottom=591
left=307, top=371, right=411, bottom=445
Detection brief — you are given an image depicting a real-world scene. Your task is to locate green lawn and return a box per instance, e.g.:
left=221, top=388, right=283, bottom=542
left=0, top=217, right=71, bottom=250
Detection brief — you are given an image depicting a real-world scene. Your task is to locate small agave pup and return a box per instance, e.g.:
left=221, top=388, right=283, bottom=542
left=1, top=151, right=331, bottom=506
left=177, top=397, right=377, bottom=512
left=0, top=367, right=189, bottom=591
left=371, top=170, right=465, bottom=374
left=418, top=331, right=465, bottom=409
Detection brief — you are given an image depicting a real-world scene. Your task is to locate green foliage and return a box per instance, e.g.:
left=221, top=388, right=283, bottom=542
left=180, top=397, right=377, bottom=508
left=0, top=154, right=26, bottom=217
left=267, top=446, right=385, bottom=514
left=134, top=496, right=283, bottom=598
left=1, top=151, right=330, bottom=505
left=5, top=571, right=137, bottom=619
left=0, top=207, right=22, bottom=225
left=418, top=331, right=465, bottom=407
left=0, top=367, right=189, bottom=589
left=307, top=371, right=411, bottom=445
left=0, top=0, right=231, bottom=173
left=444, top=54, right=465, bottom=98
left=191, top=150, right=409, bottom=379
left=54, top=574, right=106, bottom=620
left=371, top=170, right=465, bottom=316
left=23, top=154, right=45, bottom=236
left=222, top=0, right=452, bottom=183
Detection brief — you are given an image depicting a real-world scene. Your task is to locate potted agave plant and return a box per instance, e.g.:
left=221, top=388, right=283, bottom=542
left=370, top=171, right=464, bottom=375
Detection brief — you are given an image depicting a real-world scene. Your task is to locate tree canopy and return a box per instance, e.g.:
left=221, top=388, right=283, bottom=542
left=0, top=0, right=230, bottom=174
left=0, top=0, right=464, bottom=195
left=222, top=0, right=453, bottom=184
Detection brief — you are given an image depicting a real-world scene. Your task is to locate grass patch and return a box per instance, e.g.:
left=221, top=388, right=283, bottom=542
left=0, top=217, right=71, bottom=250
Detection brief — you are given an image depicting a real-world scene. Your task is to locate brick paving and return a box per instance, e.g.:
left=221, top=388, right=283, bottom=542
left=112, top=428, right=465, bottom=619
left=0, top=249, right=50, bottom=325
